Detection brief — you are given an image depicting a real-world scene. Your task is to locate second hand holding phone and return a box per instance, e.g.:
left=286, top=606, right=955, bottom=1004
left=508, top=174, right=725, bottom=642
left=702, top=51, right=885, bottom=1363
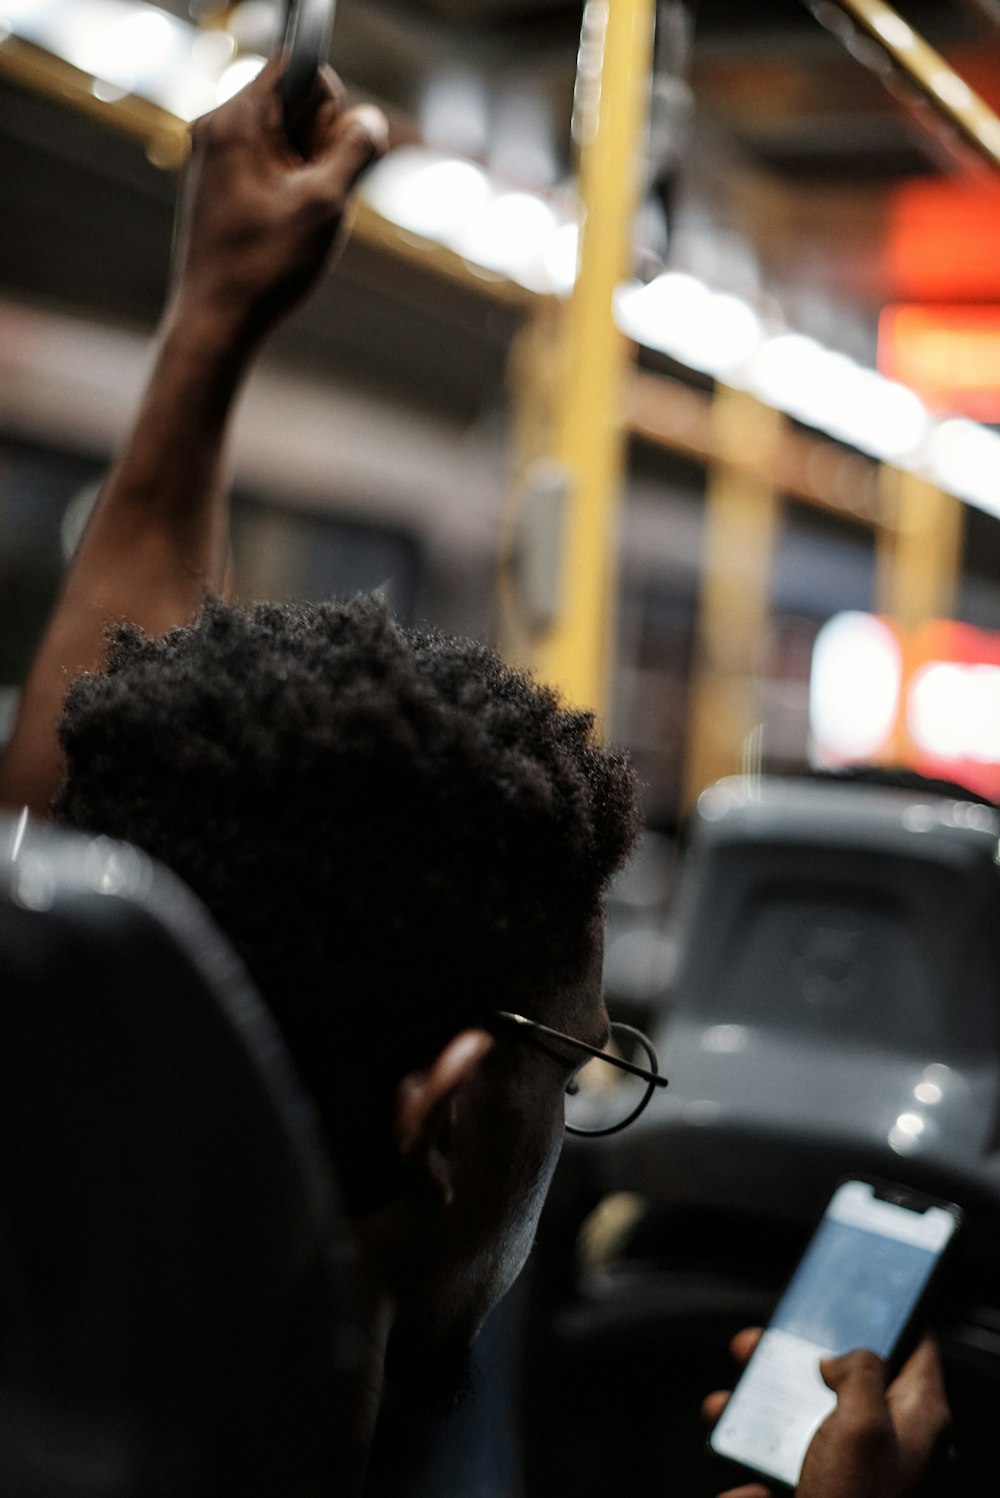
left=709, top=1178, right=961, bottom=1491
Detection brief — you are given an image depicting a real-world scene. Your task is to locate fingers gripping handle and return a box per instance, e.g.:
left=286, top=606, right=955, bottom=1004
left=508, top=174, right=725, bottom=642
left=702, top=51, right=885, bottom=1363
left=278, top=0, right=335, bottom=146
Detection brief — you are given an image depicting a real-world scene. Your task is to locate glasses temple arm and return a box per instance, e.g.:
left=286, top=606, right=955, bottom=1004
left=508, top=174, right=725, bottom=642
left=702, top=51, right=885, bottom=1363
left=496, top=1011, right=668, bottom=1088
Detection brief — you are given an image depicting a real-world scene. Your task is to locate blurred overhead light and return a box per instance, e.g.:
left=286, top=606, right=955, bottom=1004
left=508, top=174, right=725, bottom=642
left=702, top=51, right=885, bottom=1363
left=541, top=222, right=579, bottom=297
left=749, top=333, right=928, bottom=461
left=361, top=150, right=576, bottom=295
left=615, top=273, right=763, bottom=378
left=363, top=150, right=492, bottom=243
left=925, top=419, right=1000, bottom=520
left=191, top=27, right=235, bottom=70
left=451, top=192, right=557, bottom=288
left=5, top=0, right=223, bottom=115
left=869, top=10, right=915, bottom=48
left=826, top=0, right=1000, bottom=172
left=48, top=1, right=186, bottom=93
left=9, top=0, right=1000, bottom=532
left=825, top=367, right=928, bottom=462
left=215, top=51, right=264, bottom=104
left=361, top=149, right=1000, bottom=521
left=0, top=0, right=50, bottom=21
left=929, top=68, right=974, bottom=112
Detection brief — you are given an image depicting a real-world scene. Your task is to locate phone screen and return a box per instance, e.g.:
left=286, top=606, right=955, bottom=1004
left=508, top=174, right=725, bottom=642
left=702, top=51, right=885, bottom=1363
left=709, top=1180, right=958, bottom=1489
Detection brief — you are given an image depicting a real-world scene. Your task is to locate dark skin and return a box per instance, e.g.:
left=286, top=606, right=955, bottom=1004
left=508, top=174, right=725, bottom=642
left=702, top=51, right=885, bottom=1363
left=704, top=1328, right=952, bottom=1498
left=0, top=57, right=387, bottom=815
left=0, top=62, right=955, bottom=1495
left=353, top=956, right=611, bottom=1450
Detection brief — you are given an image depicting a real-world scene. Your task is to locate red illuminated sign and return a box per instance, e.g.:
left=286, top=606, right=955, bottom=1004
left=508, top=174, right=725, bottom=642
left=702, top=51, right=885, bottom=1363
left=900, top=619, right=1000, bottom=801
left=812, top=614, right=1000, bottom=803
left=879, top=304, right=1000, bottom=421
left=888, top=181, right=1000, bottom=303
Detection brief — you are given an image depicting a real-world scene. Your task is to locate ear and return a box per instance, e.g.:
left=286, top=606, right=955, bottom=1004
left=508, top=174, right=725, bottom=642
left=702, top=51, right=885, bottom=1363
left=394, top=1030, right=494, bottom=1207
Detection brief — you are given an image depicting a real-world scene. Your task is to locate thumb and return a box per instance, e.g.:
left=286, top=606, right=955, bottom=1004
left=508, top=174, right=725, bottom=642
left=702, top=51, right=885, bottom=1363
left=819, top=1348, right=889, bottom=1409
left=796, top=1350, right=895, bottom=1498
left=818, top=1349, right=894, bottom=1463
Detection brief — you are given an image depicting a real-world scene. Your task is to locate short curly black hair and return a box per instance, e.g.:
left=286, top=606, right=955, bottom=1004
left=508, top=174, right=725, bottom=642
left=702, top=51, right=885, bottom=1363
left=55, top=596, right=639, bottom=1170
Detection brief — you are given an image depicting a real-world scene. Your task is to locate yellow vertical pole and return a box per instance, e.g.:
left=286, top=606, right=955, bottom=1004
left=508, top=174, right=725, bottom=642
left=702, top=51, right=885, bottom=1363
left=875, top=465, right=965, bottom=764
left=875, top=466, right=964, bottom=628
left=496, top=301, right=565, bottom=671
left=530, top=0, right=656, bottom=718
left=682, top=385, right=784, bottom=805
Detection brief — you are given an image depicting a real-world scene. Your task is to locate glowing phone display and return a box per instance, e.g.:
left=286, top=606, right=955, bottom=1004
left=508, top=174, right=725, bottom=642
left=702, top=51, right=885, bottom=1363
left=709, top=1180, right=959, bottom=1489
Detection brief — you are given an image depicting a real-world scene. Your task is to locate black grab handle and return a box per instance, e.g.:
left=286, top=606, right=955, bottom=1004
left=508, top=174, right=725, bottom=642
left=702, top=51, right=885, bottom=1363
left=278, top=0, right=335, bottom=149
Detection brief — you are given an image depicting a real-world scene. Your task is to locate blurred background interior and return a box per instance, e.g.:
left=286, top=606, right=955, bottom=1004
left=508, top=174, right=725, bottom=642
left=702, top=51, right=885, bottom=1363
left=7, top=0, right=1000, bottom=1494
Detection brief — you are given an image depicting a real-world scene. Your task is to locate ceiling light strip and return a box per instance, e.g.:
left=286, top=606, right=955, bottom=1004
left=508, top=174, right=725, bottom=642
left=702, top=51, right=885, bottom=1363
left=0, top=32, right=186, bottom=165
left=4, top=0, right=1000, bottom=518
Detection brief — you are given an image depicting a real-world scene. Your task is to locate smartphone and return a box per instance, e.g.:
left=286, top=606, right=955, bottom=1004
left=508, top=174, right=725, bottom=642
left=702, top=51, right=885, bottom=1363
left=709, top=1178, right=961, bottom=1491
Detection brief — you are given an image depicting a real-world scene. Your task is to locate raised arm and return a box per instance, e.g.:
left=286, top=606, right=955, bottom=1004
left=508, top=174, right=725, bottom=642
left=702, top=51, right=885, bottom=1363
left=0, top=59, right=386, bottom=814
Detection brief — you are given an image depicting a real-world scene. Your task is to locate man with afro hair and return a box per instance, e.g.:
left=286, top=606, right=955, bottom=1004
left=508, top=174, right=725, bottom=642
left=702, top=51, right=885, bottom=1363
left=0, top=57, right=951, bottom=1498
left=0, top=57, right=653, bottom=1474
left=54, top=595, right=639, bottom=1215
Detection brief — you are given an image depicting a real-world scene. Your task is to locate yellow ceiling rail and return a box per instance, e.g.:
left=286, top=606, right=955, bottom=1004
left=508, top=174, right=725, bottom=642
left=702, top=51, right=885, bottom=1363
left=0, top=31, right=536, bottom=302
left=0, top=34, right=188, bottom=166
left=817, top=0, right=1000, bottom=168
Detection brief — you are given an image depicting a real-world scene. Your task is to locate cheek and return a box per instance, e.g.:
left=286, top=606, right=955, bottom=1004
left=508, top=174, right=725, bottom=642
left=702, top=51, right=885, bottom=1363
left=489, top=1095, right=566, bottom=1293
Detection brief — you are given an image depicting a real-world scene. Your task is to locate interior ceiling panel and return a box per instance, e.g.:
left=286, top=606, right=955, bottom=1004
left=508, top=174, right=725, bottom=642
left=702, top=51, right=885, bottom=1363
left=3, top=0, right=1000, bottom=391
left=0, top=72, right=516, bottom=420
left=328, top=0, right=999, bottom=181
left=150, top=0, right=994, bottom=175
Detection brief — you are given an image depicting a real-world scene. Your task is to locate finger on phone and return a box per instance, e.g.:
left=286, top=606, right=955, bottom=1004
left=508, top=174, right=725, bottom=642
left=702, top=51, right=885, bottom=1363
left=718, top=1485, right=772, bottom=1497
left=819, top=1347, right=888, bottom=1408
left=702, top=1390, right=730, bottom=1425
left=730, top=1327, right=763, bottom=1364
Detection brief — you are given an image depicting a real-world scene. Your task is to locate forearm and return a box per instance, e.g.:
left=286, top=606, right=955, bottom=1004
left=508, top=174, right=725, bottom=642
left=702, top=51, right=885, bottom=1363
left=75, top=294, right=257, bottom=615
left=0, top=296, right=257, bottom=814
left=0, top=62, right=386, bottom=818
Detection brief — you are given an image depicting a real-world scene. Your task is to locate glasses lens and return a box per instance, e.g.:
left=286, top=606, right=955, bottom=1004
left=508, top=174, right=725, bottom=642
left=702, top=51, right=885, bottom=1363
left=563, top=1022, right=656, bottom=1135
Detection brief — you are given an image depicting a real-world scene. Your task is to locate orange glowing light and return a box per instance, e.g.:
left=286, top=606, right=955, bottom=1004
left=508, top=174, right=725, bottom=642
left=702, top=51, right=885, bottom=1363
left=887, top=181, right=1000, bottom=303
left=879, top=304, right=1000, bottom=421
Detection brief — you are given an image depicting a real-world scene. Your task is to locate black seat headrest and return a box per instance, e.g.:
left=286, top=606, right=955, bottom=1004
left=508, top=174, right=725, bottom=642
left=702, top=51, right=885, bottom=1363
left=0, top=815, right=358, bottom=1498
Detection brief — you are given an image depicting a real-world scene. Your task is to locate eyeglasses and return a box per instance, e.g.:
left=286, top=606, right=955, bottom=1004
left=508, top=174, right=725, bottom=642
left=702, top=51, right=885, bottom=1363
left=494, top=1010, right=668, bottom=1137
